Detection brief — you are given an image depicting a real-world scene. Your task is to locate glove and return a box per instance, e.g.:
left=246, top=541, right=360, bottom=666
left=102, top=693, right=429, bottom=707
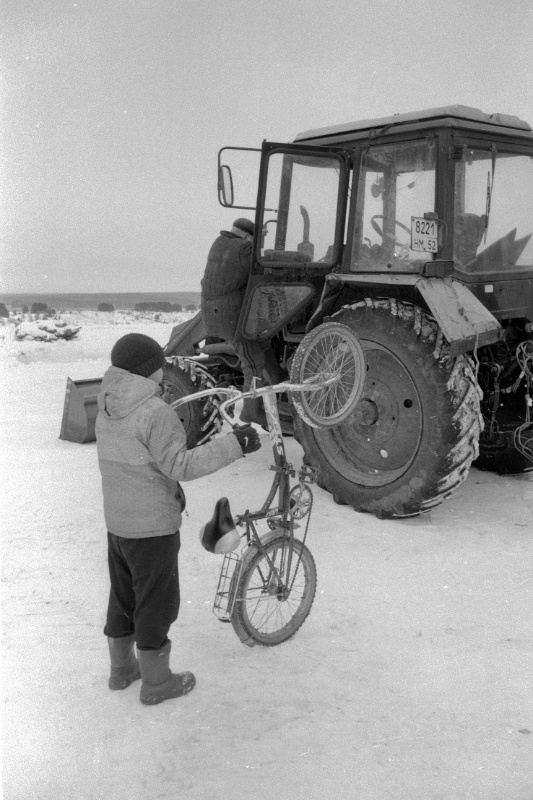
left=233, top=424, right=261, bottom=455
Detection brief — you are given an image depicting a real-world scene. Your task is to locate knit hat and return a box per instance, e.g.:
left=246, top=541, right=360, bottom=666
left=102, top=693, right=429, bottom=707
left=111, top=333, right=165, bottom=378
left=232, top=217, right=255, bottom=236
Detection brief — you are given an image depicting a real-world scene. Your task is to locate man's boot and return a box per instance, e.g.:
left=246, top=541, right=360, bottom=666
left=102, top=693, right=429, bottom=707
left=107, top=633, right=141, bottom=690
left=240, top=395, right=267, bottom=427
left=138, top=640, right=196, bottom=706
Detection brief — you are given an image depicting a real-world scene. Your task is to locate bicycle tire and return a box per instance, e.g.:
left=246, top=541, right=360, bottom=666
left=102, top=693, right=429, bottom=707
left=231, top=536, right=317, bottom=646
left=290, top=321, right=365, bottom=428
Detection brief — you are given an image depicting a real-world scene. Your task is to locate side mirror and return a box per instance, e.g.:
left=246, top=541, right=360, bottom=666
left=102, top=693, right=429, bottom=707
left=219, top=164, right=234, bottom=207
left=217, top=146, right=261, bottom=210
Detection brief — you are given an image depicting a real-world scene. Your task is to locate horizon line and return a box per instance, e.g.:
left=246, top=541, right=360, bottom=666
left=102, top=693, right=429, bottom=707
left=0, top=290, right=201, bottom=296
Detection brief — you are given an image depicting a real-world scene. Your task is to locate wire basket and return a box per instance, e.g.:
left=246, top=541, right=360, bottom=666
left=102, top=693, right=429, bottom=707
left=212, top=551, right=243, bottom=622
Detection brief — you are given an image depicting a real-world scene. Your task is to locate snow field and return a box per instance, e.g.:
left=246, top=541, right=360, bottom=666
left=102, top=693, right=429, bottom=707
left=1, top=312, right=532, bottom=800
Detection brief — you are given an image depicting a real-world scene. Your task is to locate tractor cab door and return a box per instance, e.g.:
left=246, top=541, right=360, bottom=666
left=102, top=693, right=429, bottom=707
left=219, top=141, right=351, bottom=341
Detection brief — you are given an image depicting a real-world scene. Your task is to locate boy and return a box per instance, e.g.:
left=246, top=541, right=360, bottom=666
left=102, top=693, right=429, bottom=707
left=96, top=333, right=260, bottom=705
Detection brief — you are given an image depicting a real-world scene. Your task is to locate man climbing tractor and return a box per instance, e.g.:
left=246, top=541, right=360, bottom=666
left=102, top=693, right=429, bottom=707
left=200, top=217, right=283, bottom=426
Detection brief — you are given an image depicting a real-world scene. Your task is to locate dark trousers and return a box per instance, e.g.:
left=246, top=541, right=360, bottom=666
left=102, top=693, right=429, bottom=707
left=233, top=339, right=285, bottom=424
left=233, top=339, right=284, bottom=390
left=104, top=531, right=180, bottom=650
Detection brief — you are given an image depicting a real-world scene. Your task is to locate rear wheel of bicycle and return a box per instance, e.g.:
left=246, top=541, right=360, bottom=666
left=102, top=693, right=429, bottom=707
left=290, top=322, right=365, bottom=428
left=231, top=536, right=317, bottom=646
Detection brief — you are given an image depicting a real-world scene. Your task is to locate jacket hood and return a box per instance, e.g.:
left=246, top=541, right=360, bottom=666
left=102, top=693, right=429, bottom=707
left=97, top=366, right=161, bottom=420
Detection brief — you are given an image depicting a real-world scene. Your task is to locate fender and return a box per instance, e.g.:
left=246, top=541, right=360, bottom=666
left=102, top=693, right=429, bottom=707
left=415, top=276, right=502, bottom=355
left=309, top=273, right=502, bottom=356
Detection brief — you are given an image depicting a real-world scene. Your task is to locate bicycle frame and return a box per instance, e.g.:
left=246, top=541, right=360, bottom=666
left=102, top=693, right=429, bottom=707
left=172, top=381, right=317, bottom=620
left=169, top=323, right=364, bottom=644
left=222, top=391, right=316, bottom=603
left=172, top=380, right=317, bottom=530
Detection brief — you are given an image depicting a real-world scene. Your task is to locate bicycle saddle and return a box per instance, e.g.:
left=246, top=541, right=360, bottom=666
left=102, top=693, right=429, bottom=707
left=199, top=497, right=240, bottom=554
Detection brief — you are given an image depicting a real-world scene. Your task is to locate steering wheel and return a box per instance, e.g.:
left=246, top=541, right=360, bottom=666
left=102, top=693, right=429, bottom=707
left=370, top=215, right=411, bottom=241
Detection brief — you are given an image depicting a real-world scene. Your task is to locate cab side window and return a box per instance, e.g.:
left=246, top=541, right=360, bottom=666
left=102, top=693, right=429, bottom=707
left=352, top=139, right=436, bottom=271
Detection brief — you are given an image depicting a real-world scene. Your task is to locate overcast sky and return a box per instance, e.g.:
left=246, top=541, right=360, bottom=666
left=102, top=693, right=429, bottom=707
left=1, top=0, right=532, bottom=294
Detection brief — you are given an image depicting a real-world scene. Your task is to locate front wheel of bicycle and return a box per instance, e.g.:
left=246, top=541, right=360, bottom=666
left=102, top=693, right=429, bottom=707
left=231, top=536, right=317, bottom=646
left=290, top=321, right=365, bottom=428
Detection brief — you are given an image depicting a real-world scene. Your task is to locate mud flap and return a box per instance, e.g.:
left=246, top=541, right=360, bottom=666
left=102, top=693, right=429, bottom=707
left=416, top=277, right=502, bottom=356
left=59, top=377, right=102, bottom=443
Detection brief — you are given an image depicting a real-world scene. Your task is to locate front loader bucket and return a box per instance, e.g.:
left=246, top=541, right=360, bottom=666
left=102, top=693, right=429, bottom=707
left=59, top=377, right=102, bottom=444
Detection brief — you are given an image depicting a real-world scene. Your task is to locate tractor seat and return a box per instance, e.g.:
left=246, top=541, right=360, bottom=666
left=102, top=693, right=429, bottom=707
left=262, top=249, right=311, bottom=263
left=199, top=497, right=240, bottom=554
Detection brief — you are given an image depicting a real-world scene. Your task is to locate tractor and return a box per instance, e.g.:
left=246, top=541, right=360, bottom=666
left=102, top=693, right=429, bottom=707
left=140, top=107, right=533, bottom=518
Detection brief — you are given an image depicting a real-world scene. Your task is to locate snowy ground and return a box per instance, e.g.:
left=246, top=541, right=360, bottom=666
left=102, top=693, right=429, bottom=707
left=1, top=311, right=532, bottom=800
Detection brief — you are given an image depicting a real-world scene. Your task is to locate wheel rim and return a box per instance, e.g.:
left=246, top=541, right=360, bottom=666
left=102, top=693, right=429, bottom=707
left=240, top=544, right=311, bottom=640
left=293, top=325, right=365, bottom=427
left=316, top=340, right=423, bottom=486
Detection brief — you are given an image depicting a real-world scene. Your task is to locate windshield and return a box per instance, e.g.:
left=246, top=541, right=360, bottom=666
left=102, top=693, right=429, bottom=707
left=259, top=151, right=344, bottom=266
left=453, top=149, right=533, bottom=273
left=352, top=139, right=437, bottom=272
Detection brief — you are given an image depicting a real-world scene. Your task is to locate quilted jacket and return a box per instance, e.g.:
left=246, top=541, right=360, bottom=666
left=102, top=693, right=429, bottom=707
left=96, top=367, right=242, bottom=538
left=200, top=230, right=252, bottom=340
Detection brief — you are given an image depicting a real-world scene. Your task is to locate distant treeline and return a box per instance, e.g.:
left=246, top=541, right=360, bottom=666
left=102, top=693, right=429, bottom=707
left=0, top=301, right=56, bottom=317
left=0, top=292, right=201, bottom=311
left=0, top=299, right=199, bottom=317
left=133, top=301, right=197, bottom=313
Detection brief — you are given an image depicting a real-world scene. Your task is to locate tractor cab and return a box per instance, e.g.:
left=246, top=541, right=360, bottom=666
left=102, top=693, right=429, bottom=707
left=219, top=106, right=533, bottom=341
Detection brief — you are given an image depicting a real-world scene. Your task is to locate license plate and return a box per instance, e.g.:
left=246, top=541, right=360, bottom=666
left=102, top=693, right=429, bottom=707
left=411, top=217, right=438, bottom=253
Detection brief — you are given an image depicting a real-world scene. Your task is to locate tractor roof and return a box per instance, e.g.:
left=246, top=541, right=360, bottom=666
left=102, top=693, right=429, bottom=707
left=294, top=105, right=532, bottom=143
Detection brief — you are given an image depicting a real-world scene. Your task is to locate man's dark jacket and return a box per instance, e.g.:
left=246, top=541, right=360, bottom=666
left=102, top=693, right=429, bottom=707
left=201, top=230, right=252, bottom=341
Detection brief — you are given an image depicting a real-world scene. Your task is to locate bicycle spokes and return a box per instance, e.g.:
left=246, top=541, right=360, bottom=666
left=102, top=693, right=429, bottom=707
left=236, top=539, right=316, bottom=643
left=290, top=322, right=365, bottom=428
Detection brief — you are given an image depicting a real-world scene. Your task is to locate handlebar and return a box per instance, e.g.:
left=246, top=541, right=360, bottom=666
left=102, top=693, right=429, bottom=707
left=170, top=377, right=336, bottom=427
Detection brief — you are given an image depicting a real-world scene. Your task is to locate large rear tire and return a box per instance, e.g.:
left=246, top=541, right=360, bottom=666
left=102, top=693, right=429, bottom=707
left=294, top=299, right=483, bottom=518
left=161, top=360, right=219, bottom=448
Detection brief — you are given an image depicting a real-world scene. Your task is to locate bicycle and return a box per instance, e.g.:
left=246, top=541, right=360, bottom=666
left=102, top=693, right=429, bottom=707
left=171, top=321, right=365, bottom=647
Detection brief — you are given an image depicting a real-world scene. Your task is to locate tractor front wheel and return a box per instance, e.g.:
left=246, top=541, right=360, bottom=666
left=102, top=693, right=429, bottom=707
left=161, top=360, right=219, bottom=448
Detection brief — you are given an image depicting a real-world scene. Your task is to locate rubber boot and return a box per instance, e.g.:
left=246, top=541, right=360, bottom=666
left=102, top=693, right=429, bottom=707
left=138, top=640, right=196, bottom=706
left=240, top=395, right=267, bottom=427
left=107, top=633, right=141, bottom=690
